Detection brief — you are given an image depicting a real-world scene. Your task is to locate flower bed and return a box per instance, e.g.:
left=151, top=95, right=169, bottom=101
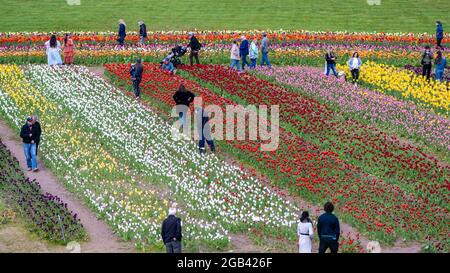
left=182, top=65, right=450, bottom=204
left=2, top=30, right=448, bottom=66
left=105, top=63, right=449, bottom=251
left=254, top=66, right=450, bottom=153
left=337, top=61, right=450, bottom=114
left=0, top=140, right=86, bottom=243
left=0, top=64, right=305, bottom=251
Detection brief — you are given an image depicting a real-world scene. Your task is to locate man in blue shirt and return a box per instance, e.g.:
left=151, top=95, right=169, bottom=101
left=317, top=202, right=340, bottom=253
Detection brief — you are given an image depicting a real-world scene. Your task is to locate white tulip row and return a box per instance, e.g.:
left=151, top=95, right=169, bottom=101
left=2, top=64, right=300, bottom=249
left=0, top=65, right=229, bottom=249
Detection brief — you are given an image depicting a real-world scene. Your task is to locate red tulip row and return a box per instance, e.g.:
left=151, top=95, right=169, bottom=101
left=104, top=63, right=448, bottom=249
left=181, top=64, right=449, bottom=209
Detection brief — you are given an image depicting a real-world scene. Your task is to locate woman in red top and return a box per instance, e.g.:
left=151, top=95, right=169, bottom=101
left=63, top=33, right=75, bottom=65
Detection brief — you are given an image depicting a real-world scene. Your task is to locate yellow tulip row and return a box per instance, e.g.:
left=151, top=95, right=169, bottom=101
left=0, top=64, right=169, bottom=241
left=338, top=61, right=450, bottom=113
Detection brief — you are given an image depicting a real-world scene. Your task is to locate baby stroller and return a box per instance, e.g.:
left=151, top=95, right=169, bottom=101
left=161, top=45, right=187, bottom=68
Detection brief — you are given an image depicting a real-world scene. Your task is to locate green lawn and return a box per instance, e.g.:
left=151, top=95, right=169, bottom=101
left=0, top=0, right=448, bottom=33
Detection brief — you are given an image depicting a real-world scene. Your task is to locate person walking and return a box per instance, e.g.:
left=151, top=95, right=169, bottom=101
left=297, top=211, right=314, bottom=253
left=421, top=45, right=434, bottom=80
left=239, top=35, right=250, bottom=70
left=138, top=21, right=147, bottom=45
left=317, top=202, right=340, bottom=253
left=435, top=51, right=447, bottom=81
left=348, top=52, right=362, bottom=87
left=230, top=39, right=241, bottom=72
left=161, top=207, right=182, bottom=253
left=20, top=117, right=39, bottom=172
left=260, top=32, right=271, bottom=67
left=31, top=116, right=42, bottom=156
left=117, top=19, right=127, bottom=46
left=249, top=38, right=259, bottom=69
left=436, top=21, right=444, bottom=49
left=63, top=33, right=75, bottom=65
left=187, top=32, right=202, bottom=65
left=130, top=58, right=144, bottom=100
left=44, top=35, right=62, bottom=66
left=173, top=84, right=195, bottom=129
left=195, top=107, right=215, bottom=155
left=325, top=49, right=339, bottom=77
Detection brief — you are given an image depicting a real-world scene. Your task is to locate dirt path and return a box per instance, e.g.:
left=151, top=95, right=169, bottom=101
left=0, top=120, right=134, bottom=253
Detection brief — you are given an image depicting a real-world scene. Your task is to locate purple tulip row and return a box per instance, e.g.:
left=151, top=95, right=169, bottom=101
left=255, top=66, right=450, bottom=152
left=0, top=141, right=86, bottom=243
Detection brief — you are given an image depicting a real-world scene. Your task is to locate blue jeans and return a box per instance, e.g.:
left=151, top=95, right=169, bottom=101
left=140, top=36, right=146, bottom=45
left=260, top=52, right=271, bottom=66
left=249, top=58, right=257, bottom=69
left=241, top=54, right=250, bottom=69
left=326, top=63, right=338, bottom=77
left=23, top=143, right=37, bottom=169
left=230, top=59, right=241, bottom=71
left=436, top=69, right=444, bottom=81
left=178, top=111, right=187, bottom=128
left=199, top=127, right=215, bottom=153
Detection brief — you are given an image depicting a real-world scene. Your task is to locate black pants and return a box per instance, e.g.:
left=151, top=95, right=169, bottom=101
left=351, top=69, right=360, bottom=83
left=189, top=51, right=200, bottom=65
left=133, top=78, right=141, bottom=98
left=35, top=141, right=40, bottom=156
left=422, top=63, right=432, bottom=80
left=437, top=37, right=443, bottom=48
left=165, top=241, right=182, bottom=253
left=319, top=239, right=339, bottom=253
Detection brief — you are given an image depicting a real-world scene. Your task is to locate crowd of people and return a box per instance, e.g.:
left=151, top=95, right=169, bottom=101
left=160, top=201, right=341, bottom=253
left=27, top=19, right=446, bottom=254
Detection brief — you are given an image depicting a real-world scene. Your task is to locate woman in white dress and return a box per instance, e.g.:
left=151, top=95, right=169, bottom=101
left=297, top=211, right=314, bottom=253
left=45, top=35, right=62, bottom=65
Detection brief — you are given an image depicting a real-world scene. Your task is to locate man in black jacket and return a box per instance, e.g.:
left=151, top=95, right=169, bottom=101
left=186, top=32, right=202, bottom=65
left=172, top=84, right=195, bottom=129
left=317, top=202, right=340, bottom=253
left=161, top=207, right=182, bottom=253
left=130, top=58, right=144, bottom=100
left=20, top=116, right=39, bottom=172
left=31, top=116, right=42, bottom=156
left=421, top=45, right=433, bottom=80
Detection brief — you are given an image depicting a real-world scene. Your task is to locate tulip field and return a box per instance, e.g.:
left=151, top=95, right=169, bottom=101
left=0, top=139, right=86, bottom=243
left=104, top=62, right=449, bottom=252
left=0, top=29, right=449, bottom=253
left=1, top=31, right=449, bottom=66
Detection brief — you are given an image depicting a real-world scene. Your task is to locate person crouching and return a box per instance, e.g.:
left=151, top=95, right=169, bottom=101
left=161, top=58, right=177, bottom=75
